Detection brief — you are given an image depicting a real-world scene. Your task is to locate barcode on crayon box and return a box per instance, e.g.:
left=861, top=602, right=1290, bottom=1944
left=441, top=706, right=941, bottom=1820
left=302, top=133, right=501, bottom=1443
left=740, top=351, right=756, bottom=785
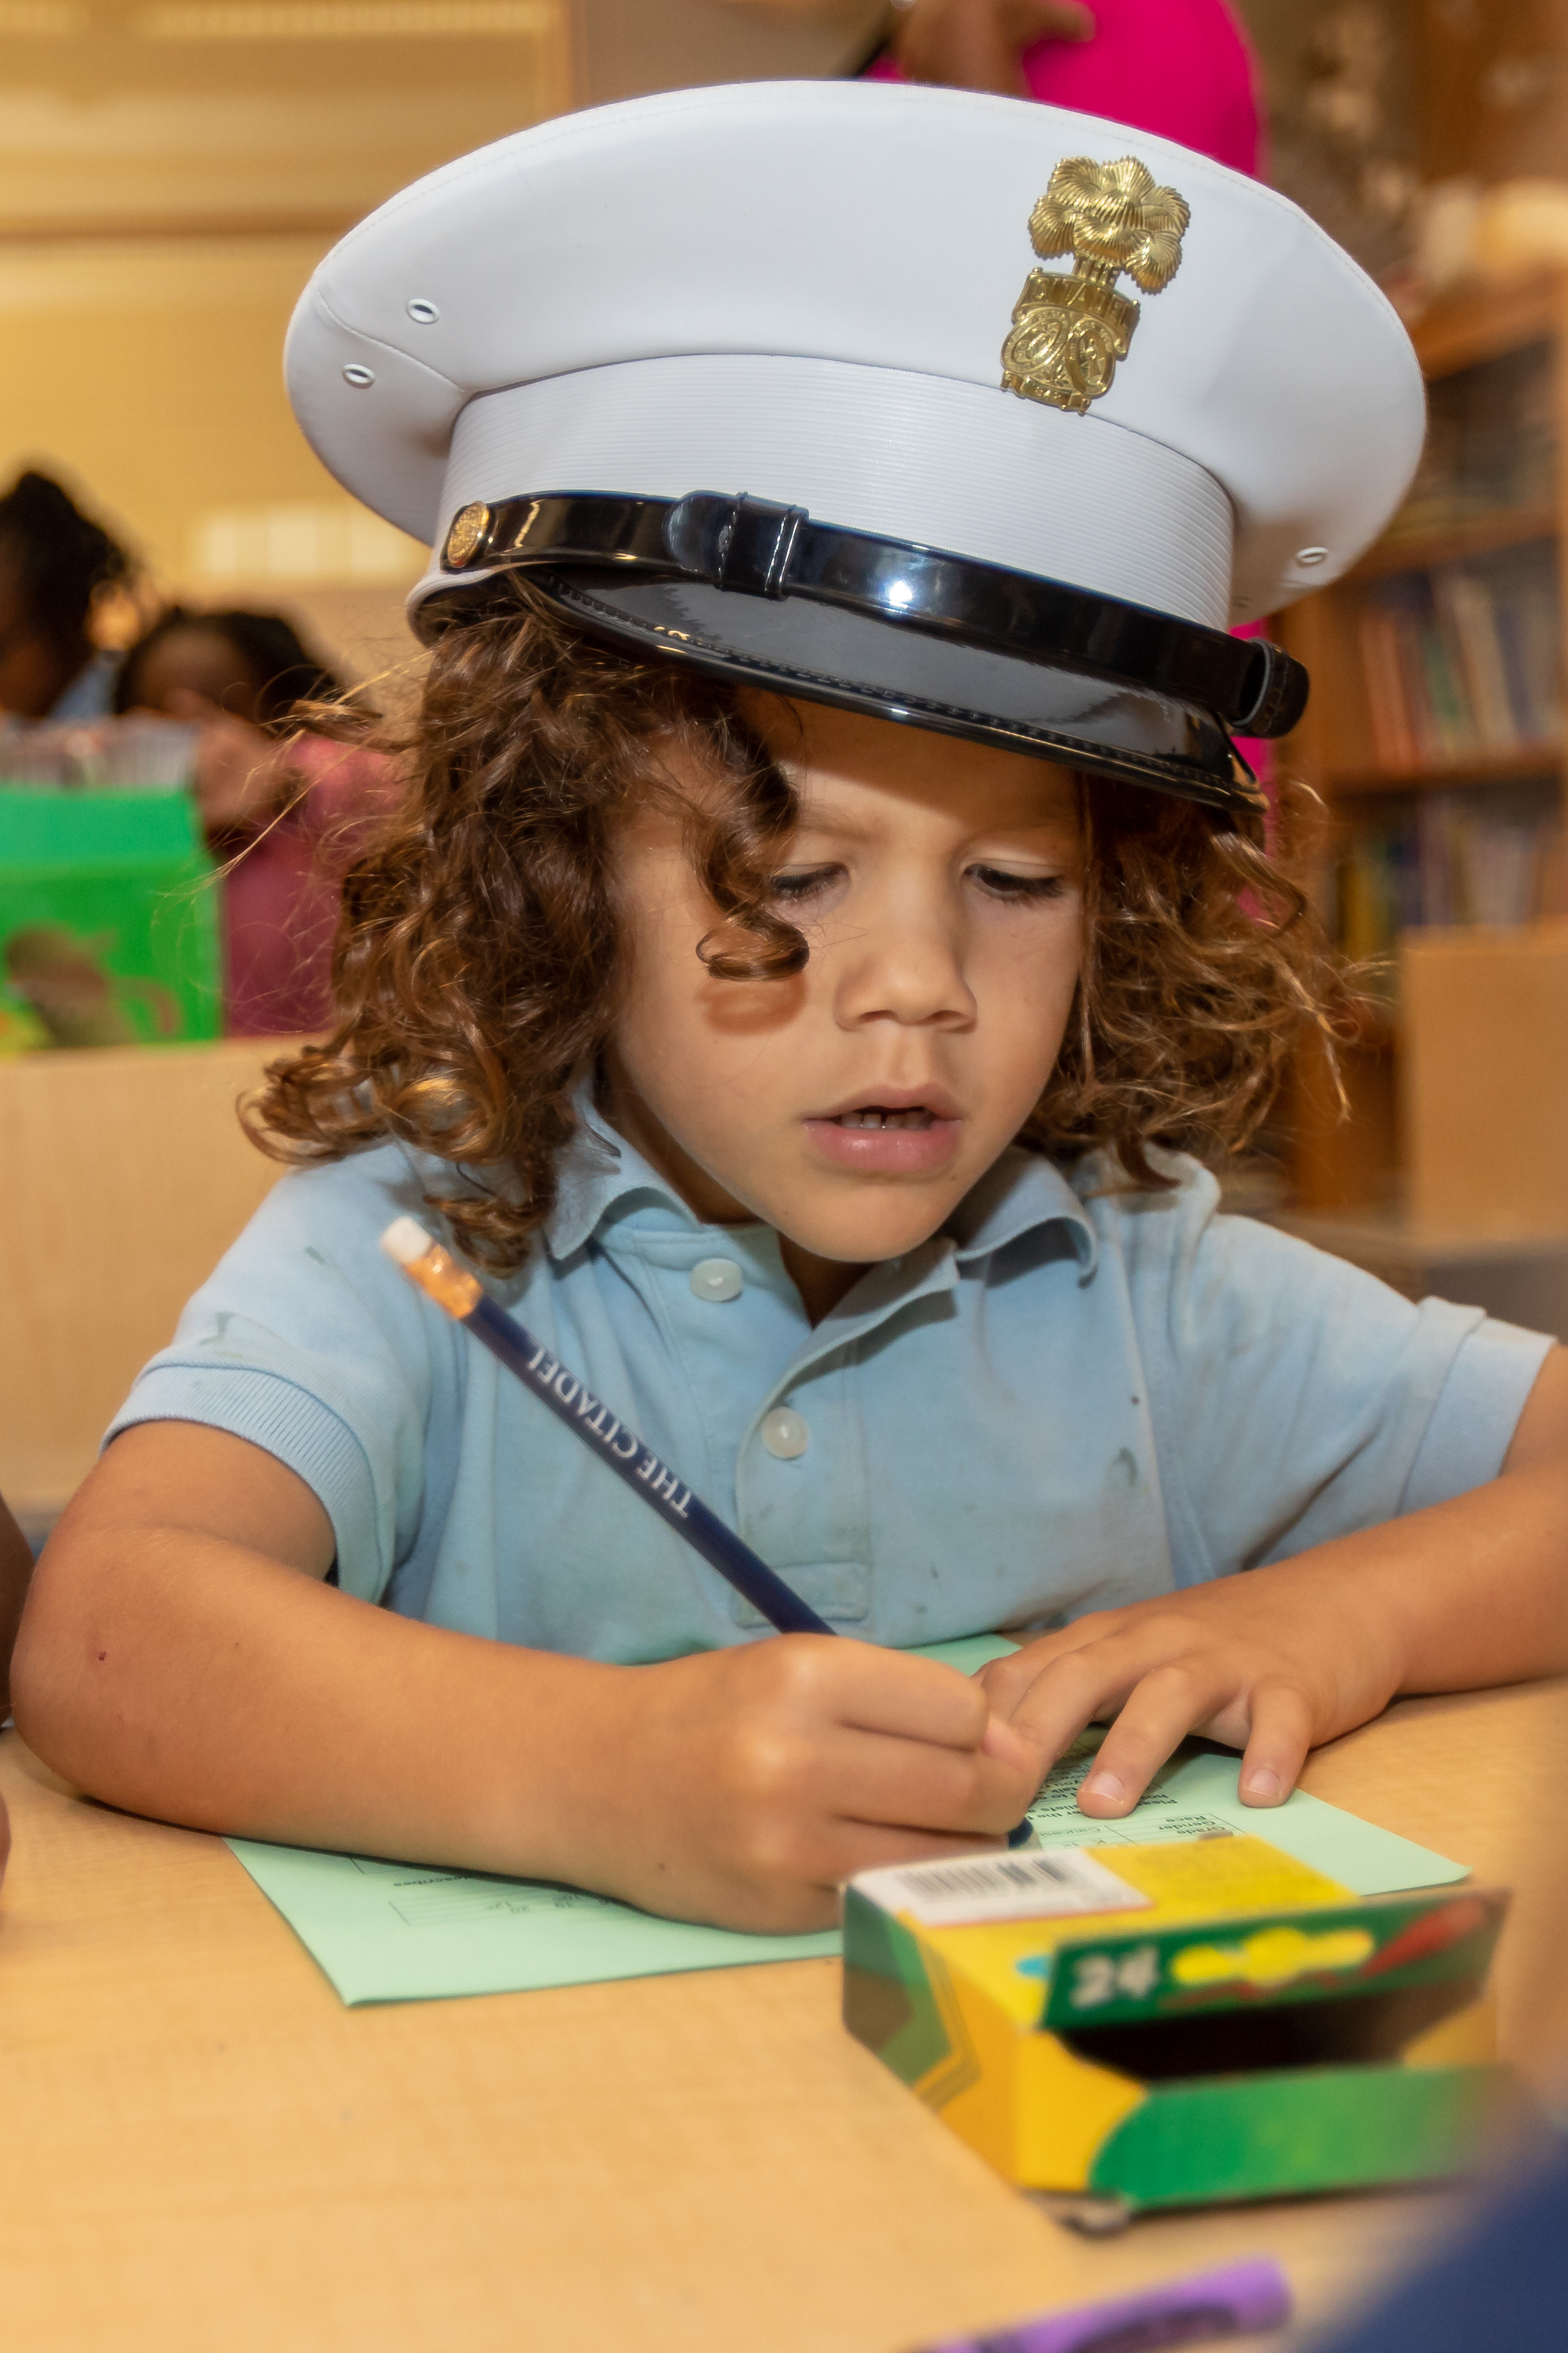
left=850, top=1846, right=1151, bottom=1929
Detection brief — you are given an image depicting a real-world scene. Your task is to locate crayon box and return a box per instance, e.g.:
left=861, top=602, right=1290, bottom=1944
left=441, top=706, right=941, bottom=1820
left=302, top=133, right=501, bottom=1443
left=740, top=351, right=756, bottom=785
left=843, top=1836, right=1521, bottom=2216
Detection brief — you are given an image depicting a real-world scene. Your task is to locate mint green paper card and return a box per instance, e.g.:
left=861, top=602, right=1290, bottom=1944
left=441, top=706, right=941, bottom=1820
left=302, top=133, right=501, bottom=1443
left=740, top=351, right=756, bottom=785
left=227, top=1632, right=1462, bottom=2005
left=1020, top=1735, right=1466, bottom=1894
left=225, top=1635, right=989, bottom=2005
left=227, top=1840, right=842, bottom=2005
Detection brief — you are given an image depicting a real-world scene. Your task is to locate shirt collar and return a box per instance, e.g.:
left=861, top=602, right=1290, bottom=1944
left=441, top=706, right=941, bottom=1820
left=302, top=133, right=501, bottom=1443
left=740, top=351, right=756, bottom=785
left=947, top=1143, right=1099, bottom=1276
left=543, top=1093, right=694, bottom=1260
left=545, top=1093, right=1099, bottom=1277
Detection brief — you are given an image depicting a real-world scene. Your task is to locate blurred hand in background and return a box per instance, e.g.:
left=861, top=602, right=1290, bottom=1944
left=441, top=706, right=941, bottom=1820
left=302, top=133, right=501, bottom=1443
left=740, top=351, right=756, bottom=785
left=889, top=0, right=1094, bottom=95
left=159, top=689, right=299, bottom=840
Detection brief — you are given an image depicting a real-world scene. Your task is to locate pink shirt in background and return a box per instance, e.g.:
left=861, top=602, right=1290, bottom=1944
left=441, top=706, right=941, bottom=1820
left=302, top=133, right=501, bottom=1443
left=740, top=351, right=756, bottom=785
left=871, top=0, right=1271, bottom=787
left=865, top=0, right=1263, bottom=177
left=219, top=733, right=398, bottom=1037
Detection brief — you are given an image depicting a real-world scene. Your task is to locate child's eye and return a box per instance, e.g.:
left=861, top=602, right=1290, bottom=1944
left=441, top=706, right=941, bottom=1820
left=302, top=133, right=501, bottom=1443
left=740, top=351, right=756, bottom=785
left=970, top=865, right=1069, bottom=902
left=769, top=864, right=842, bottom=905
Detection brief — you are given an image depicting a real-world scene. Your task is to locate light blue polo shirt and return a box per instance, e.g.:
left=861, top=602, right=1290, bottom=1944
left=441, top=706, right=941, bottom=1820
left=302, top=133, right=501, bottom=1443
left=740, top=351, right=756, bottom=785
left=110, top=1105, right=1553, bottom=1657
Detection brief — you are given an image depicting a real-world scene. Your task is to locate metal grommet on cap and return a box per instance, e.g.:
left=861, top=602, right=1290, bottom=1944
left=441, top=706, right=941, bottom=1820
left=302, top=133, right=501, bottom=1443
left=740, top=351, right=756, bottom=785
left=1295, top=546, right=1330, bottom=566
left=406, top=297, right=440, bottom=324
left=342, top=364, right=375, bottom=388
left=690, top=1257, right=743, bottom=1303
left=443, top=502, right=493, bottom=569
left=761, top=1408, right=809, bottom=1460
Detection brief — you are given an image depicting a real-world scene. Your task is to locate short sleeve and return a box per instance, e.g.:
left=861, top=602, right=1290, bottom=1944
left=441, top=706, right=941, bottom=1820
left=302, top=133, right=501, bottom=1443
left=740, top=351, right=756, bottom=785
left=1102, top=1164, right=1555, bottom=1584
left=105, top=1149, right=457, bottom=1601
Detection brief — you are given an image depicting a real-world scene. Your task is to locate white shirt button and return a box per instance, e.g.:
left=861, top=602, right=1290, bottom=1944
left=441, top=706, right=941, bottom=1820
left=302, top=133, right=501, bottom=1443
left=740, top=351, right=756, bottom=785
left=690, top=1256, right=743, bottom=1303
left=761, top=1407, right=809, bottom=1460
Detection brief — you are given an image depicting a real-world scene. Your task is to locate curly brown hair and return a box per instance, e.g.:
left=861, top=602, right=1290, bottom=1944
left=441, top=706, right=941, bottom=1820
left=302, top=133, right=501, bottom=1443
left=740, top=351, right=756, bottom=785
left=250, top=581, right=1341, bottom=1272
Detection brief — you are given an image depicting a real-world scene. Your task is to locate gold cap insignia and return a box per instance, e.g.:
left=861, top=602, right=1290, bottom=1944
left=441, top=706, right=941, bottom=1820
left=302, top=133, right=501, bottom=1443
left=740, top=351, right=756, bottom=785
left=443, top=501, right=492, bottom=569
left=1001, top=156, right=1189, bottom=416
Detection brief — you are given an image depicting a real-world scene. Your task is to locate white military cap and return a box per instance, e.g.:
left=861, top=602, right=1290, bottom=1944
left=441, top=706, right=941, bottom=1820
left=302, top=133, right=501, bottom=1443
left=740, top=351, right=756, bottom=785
left=286, top=79, right=1424, bottom=817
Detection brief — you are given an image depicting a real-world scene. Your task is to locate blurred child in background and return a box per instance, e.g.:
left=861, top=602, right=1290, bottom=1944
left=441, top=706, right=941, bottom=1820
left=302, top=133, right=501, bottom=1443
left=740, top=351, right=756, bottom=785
left=0, top=469, right=134, bottom=722
left=116, top=608, right=398, bottom=1037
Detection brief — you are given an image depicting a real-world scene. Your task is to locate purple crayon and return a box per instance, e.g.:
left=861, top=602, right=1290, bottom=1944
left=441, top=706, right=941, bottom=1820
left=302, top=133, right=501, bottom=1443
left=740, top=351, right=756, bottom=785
left=920, top=2258, right=1292, bottom=2353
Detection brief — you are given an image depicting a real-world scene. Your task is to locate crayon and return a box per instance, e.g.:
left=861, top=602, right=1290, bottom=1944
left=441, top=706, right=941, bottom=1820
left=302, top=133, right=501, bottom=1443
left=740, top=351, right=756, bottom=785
left=918, top=2258, right=1292, bottom=2353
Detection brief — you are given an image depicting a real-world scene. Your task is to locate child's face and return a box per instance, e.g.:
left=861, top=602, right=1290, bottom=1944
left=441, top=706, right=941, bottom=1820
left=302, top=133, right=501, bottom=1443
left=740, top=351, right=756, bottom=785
left=602, top=696, right=1084, bottom=1273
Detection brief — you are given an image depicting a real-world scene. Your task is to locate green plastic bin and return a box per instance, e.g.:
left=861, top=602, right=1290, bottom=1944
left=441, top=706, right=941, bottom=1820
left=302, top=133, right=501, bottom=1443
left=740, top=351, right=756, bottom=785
left=0, top=789, right=221, bottom=1048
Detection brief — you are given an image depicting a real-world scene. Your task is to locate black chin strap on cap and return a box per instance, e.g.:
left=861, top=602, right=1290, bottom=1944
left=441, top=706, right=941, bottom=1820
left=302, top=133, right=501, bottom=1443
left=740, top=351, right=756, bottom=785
left=438, top=489, right=1310, bottom=745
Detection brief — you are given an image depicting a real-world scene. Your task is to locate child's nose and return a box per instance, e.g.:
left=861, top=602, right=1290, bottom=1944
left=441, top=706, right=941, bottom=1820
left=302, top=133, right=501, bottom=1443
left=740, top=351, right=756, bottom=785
left=834, top=896, right=976, bottom=1029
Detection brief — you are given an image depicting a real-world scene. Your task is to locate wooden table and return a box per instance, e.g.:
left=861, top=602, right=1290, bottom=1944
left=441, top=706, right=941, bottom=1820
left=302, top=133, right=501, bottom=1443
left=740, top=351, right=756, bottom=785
left=1, top=1681, right=1563, bottom=2353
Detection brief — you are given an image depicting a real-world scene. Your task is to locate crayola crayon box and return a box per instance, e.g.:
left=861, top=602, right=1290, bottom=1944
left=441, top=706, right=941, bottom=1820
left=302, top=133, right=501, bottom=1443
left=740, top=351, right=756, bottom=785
left=842, top=1837, right=1519, bottom=2215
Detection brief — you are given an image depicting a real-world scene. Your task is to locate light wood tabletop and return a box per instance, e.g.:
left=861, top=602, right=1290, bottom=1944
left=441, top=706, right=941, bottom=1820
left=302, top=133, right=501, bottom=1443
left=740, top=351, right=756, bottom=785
left=0, top=1680, right=1562, bottom=2353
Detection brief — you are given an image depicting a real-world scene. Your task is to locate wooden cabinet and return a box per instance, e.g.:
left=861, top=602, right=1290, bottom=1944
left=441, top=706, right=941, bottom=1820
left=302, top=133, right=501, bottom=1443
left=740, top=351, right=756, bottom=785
left=0, top=1039, right=288, bottom=1529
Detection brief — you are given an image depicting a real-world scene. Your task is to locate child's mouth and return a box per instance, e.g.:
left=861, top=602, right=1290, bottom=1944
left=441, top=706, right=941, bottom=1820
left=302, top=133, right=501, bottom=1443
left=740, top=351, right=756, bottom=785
left=805, top=1100, right=961, bottom=1174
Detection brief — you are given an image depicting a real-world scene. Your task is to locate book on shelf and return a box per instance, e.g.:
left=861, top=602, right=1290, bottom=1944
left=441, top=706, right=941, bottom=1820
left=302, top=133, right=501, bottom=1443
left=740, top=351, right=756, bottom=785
left=1382, top=337, right=1557, bottom=545
left=1336, top=792, right=1566, bottom=979
left=1358, top=542, right=1562, bottom=773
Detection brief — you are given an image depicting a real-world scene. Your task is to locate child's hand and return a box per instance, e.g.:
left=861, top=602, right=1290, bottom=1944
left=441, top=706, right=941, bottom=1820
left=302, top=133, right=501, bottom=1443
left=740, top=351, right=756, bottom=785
left=977, top=1564, right=1409, bottom=1819
left=893, top=0, right=1094, bottom=96
left=167, top=691, right=296, bottom=837
left=576, top=1637, right=1039, bottom=1935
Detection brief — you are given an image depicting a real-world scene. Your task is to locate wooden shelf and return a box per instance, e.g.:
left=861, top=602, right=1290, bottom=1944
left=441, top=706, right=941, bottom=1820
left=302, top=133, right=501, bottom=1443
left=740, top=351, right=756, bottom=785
left=1277, top=270, right=1568, bottom=1219
left=1401, top=271, right=1566, bottom=379
left=1325, top=741, right=1564, bottom=797
left=1270, top=1207, right=1568, bottom=1264
left=1354, top=503, right=1557, bottom=581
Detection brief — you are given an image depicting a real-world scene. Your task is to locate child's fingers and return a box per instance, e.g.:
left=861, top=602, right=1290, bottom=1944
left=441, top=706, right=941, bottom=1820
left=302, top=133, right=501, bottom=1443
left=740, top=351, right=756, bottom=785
left=1236, top=1680, right=1315, bottom=1807
left=811, top=1639, right=997, bottom=1752
left=980, top=1627, right=1155, bottom=1769
left=822, top=1723, right=1038, bottom=1840
left=1015, top=0, right=1096, bottom=41
left=163, top=687, right=226, bottom=721
left=1075, top=1658, right=1250, bottom=1815
left=975, top=1622, right=1107, bottom=1716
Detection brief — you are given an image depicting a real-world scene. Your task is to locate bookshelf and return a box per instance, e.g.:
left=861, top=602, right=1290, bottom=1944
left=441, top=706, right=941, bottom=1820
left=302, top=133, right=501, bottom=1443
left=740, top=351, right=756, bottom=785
left=1277, top=272, right=1568, bottom=1225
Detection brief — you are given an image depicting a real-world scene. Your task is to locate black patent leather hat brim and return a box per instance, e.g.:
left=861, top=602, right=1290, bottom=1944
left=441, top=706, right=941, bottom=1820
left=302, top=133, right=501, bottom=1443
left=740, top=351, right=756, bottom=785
left=501, top=571, right=1263, bottom=818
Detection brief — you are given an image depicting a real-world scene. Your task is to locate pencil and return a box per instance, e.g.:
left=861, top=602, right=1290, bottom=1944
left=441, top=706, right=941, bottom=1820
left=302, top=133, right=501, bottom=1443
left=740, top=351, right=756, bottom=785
left=381, top=1217, right=835, bottom=1637
left=382, top=1216, right=1036, bottom=1852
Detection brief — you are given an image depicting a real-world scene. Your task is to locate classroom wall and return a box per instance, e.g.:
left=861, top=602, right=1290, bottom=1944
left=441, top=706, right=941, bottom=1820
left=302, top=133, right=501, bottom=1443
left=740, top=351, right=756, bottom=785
left=0, top=1, right=574, bottom=670
left=0, top=235, right=355, bottom=589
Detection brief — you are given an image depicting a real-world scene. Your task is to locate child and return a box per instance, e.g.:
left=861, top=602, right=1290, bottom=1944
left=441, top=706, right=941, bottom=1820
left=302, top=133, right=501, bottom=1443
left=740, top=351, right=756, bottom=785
left=0, top=469, right=132, bottom=722
left=116, top=608, right=396, bottom=1036
left=13, top=84, right=1568, bottom=1933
